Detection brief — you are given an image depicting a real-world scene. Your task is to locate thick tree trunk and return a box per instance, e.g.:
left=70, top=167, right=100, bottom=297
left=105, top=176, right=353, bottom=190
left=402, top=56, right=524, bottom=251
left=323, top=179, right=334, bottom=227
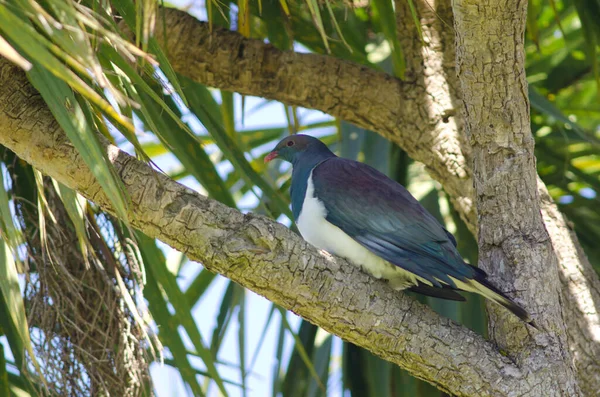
left=453, top=0, right=580, bottom=394
left=393, top=0, right=473, bottom=223
left=539, top=184, right=600, bottom=394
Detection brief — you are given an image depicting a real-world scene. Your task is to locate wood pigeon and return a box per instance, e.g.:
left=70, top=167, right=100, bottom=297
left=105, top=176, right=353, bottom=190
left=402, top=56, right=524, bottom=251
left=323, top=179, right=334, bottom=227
left=265, top=134, right=534, bottom=325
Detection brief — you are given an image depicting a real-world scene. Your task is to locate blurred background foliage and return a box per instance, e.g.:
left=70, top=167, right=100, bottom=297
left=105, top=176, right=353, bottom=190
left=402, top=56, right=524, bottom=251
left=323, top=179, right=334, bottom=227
left=0, top=0, right=598, bottom=396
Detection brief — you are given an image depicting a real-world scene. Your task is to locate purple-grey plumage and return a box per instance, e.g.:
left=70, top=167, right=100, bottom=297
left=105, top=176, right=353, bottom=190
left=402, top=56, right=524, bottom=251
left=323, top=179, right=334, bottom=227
left=266, top=134, right=534, bottom=326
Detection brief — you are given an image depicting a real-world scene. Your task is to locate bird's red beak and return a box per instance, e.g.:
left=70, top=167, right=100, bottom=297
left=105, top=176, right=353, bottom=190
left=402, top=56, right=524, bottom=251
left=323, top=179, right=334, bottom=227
left=264, top=151, right=278, bottom=163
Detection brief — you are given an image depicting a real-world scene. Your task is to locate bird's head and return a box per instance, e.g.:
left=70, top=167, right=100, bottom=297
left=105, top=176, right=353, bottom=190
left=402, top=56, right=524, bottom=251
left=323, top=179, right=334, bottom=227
left=264, top=134, right=333, bottom=165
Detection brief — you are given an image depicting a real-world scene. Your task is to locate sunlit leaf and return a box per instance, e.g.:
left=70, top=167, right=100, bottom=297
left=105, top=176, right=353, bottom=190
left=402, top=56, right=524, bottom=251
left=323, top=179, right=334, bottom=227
left=305, top=0, right=330, bottom=53
left=371, top=0, right=405, bottom=78
left=26, top=66, right=131, bottom=225
left=0, top=5, right=136, bottom=134
left=0, top=241, right=43, bottom=386
left=0, top=34, right=31, bottom=70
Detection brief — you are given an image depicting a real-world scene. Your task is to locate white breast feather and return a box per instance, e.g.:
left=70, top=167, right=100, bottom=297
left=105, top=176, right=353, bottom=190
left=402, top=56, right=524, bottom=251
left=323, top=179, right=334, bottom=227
left=296, top=172, right=419, bottom=289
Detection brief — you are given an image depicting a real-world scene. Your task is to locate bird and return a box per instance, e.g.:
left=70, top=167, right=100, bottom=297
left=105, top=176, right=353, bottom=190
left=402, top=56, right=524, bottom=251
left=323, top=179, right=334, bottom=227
left=264, top=134, right=535, bottom=326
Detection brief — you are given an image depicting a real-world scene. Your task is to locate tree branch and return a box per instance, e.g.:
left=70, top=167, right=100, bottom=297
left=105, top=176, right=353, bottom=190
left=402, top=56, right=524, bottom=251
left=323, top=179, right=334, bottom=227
left=151, top=6, right=600, bottom=391
left=0, top=57, right=541, bottom=397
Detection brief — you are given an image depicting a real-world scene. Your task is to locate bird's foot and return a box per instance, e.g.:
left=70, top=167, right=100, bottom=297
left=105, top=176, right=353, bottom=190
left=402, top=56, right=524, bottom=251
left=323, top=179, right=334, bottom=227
left=319, top=249, right=335, bottom=261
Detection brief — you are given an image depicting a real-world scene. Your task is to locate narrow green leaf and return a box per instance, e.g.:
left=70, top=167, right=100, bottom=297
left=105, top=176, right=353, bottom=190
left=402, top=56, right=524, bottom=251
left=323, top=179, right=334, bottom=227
left=0, top=6, right=136, bottom=135
left=573, top=0, right=600, bottom=90
left=140, top=141, right=169, bottom=158
left=205, top=0, right=230, bottom=27
left=0, top=241, right=42, bottom=384
left=391, top=365, right=417, bottom=397
left=151, top=43, right=190, bottom=106
left=271, top=316, right=286, bottom=397
left=7, top=370, right=36, bottom=397
left=416, top=376, right=442, bottom=396
left=135, top=91, right=237, bottom=207
left=211, top=282, right=235, bottom=355
left=94, top=52, right=151, bottom=163
left=238, top=0, right=251, bottom=37
left=0, top=291, right=23, bottom=372
left=162, top=360, right=245, bottom=388
left=185, top=269, right=218, bottom=307
left=342, top=342, right=369, bottom=396
left=0, top=170, right=20, bottom=250
left=547, top=0, right=567, bottom=40
left=526, top=0, right=542, bottom=51
left=306, top=0, right=330, bottom=53
left=363, top=350, right=391, bottom=397
left=220, top=91, right=236, bottom=138
left=109, top=0, right=189, bottom=106
left=306, top=333, right=332, bottom=397
left=261, top=0, right=293, bottom=50
left=26, top=66, right=130, bottom=224
left=371, top=0, right=405, bottom=78
left=279, top=0, right=290, bottom=16
left=529, top=86, right=599, bottom=146
left=406, top=0, right=424, bottom=43
left=0, top=34, right=31, bottom=70
left=210, top=282, right=242, bottom=355
left=137, top=233, right=228, bottom=396
left=237, top=290, right=247, bottom=397
left=143, top=258, right=205, bottom=396
left=296, top=1, right=371, bottom=64
left=0, top=343, right=8, bottom=397
left=537, top=141, right=600, bottom=194
left=280, top=315, right=325, bottom=396
left=98, top=44, right=192, bottom=144
left=324, top=1, right=352, bottom=53
left=207, top=0, right=214, bottom=30
left=51, top=181, right=90, bottom=261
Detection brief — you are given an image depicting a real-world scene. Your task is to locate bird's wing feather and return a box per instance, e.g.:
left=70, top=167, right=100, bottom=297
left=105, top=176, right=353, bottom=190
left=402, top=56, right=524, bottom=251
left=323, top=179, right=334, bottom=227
left=312, top=158, right=474, bottom=287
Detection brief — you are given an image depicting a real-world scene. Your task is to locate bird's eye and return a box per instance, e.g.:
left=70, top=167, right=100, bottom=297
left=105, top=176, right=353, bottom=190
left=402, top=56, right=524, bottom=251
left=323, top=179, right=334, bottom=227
left=287, top=141, right=295, bottom=147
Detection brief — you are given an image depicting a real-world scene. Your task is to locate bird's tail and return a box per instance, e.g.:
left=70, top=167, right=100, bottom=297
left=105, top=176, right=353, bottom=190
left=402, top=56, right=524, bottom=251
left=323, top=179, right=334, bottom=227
left=453, top=268, right=536, bottom=327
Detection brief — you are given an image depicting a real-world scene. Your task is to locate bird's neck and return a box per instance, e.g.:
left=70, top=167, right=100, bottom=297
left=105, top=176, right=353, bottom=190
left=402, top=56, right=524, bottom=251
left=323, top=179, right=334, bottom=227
left=290, top=152, right=334, bottom=220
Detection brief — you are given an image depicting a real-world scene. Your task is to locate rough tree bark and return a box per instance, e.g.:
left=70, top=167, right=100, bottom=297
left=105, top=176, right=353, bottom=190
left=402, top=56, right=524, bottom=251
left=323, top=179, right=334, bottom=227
left=0, top=0, right=599, bottom=394
left=454, top=0, right=579, bottom=394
